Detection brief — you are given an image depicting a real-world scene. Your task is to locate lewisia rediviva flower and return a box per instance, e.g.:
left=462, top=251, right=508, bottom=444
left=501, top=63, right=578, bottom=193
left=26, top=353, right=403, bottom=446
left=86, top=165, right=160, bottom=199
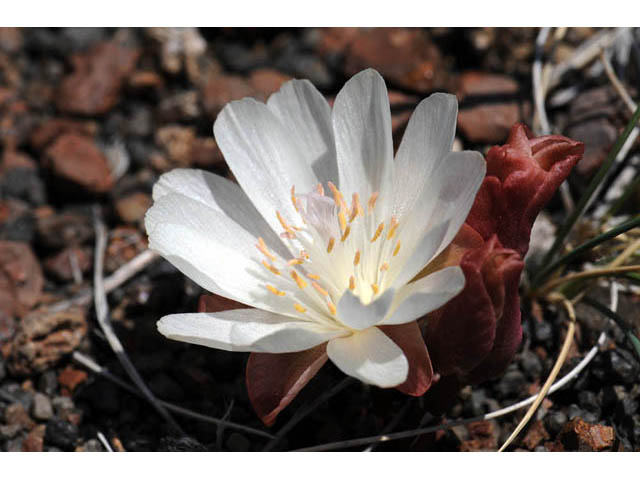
left=146, top=68, right=485, bottom=392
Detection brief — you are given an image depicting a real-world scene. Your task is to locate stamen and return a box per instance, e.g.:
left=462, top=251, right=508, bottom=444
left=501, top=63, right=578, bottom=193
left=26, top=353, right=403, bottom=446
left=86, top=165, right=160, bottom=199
left=290, top=271, right=308, bottom=289
left=353, top=250, right=361, bottom=266
left=393, top=241, right=401, bottom=257
left=368, top=192, right=379, bottom=212
left=327, top=182, right=346, bottom=209
left=387, top=216, right=399, bottom=239
left=349, top=276, right=355, bottom=291
left=380, top=262, right=389, bottom=272
left=327, top=237, right=336, bottom=253
left=276, top=211, right=294, bottom=235
left=349, top=193, right=363, bottom=222
left=327, top=301, right=337, bottom=315
left=371, top=222, right=385, bottom=243
left=266, top=285, right=285, bottom=296
left=256, top=237, right=276, bottom=262
left=340, top=225, right=351, bottom=242
left=291, top=185, right=299, bottom=212
left=338, top=209, right=347, bottom=233
left=300, top=250, right=309, bottom=260
left=262, top=260, right=280, bottom=275
left=371, top=283, right=379, bottom=295
left=307, top=272, right=320, bottom=280
left=312, top=282, right=328, bottom=296
left=287, top=258, right=304, bottom=266
left=293, top=303, right=307, bottom=313
left=315, top=183, right=324, bottom=196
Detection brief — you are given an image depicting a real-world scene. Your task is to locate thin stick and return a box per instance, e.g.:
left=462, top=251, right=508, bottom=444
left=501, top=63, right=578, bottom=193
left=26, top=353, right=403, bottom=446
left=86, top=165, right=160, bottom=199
left=72, top=351, right=275, bottom=440
left=539, top=264, right=640, bottom=294
left=364, top=398, right=413, bottom=452
left=92, top=208, right=181, bottom=433
left=600, top=49, right=637, bottom=112
left=497, top=298, right=576, bottom=451
left=50, top=249, right=159, bottom=312
left=97, top=431, right=114, bottom=452
left=533, top=27, right=552, bottom=135
left=263, top=377, right=354, bottom=451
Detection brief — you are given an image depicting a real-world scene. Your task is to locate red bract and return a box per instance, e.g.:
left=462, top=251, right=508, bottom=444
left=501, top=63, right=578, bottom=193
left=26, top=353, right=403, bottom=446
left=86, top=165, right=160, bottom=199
left=424, top=124, right=583, bottom=385
left=466, top=124, right=584, bottom=257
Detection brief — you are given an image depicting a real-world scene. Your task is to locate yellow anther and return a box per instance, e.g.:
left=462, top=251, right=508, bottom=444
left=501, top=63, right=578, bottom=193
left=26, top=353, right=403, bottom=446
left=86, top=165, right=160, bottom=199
left=327, top=237, right=336, bottom=253
left=291, top=185, right=299, bottom=212
left=368, top=192, right=379, bottom=212
left=349, top=276, right=355, bottom=291
left=393, top=241, right=401, bottom=257
left=338, top=209, right=347, bottom=233
left=307, top=272, right=320, bottom=280
left=371, top=222, right=385, bottom=243
left=340, top=225, right=351, bottom=242
left=380, top=262, right=389, bottom=272
left=349, top=193, right=363, bottom=222
left=276, top=211, right=294, bottom=235
left=387, top=216, right=399, bottom=240
left=327, top=301, right=337, bottom=315
left=291, top=270, right=308, bottom=289
left=315, top=183, right=325, bottom=196
left=327, top=182, right=346, bottom=209
left=371, top=283, right=379, bottom=295
left=294, top=303, right=307, bottom=313
left=353, top=250, right=361, bottom=266
left=262, top=260, right=280, bottom=275
left=266, top=285, right=285, bottom=296
left=312, top=282, right=328, bottom=296
left=256, top=237, right=276, bottom=262
left=300, top=250, right=310, bottom=260
left=287, top=258, right=304, bottom=266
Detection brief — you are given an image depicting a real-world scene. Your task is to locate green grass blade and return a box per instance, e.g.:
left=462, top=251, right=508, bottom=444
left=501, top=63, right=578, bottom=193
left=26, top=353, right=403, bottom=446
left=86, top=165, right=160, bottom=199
left=531, top=214, right=640, bottom=288
left=536, top=104, right=640, bottom=276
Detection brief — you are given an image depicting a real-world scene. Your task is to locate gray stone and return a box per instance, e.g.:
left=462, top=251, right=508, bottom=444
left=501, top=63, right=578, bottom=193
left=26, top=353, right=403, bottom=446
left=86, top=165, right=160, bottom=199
left=32, top=392, right=54, bottom=421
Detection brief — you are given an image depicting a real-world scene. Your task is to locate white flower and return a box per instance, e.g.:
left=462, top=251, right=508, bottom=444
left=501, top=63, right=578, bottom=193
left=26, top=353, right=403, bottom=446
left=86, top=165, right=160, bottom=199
left=145, top=69, right=485, bottom=388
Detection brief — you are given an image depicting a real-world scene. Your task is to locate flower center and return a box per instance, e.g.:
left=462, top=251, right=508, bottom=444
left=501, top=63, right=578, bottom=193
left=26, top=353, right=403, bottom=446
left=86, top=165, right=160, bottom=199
left=255, top=182, right=402, bottom=324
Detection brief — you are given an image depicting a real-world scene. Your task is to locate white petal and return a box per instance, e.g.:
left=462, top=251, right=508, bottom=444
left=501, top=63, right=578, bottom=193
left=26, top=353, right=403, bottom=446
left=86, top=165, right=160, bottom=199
left=150, top=168, right=288, bottom=258
left=336, top=288, right=395, bottom=330
left=158, top=309, right=342, bottom=353
left=333, top=69, right=393, bottom=208
left=267, top=79, right=337, bottom=185
left=326, top=327, right=408, bottom=387
left=393, top=93, right=458, bottom=219
left=390, top=220, right=450, bottom=288
left=380, top=266, right=465, bottom=325
left=213, top=98, right=318, bottom=237
left=146, top=194, right=293, bottom=314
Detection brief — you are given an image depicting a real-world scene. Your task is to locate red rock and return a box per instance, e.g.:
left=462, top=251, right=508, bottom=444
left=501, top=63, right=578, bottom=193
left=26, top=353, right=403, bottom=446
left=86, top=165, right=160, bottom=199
left=456, top=72, right=523, bottom=144
left=0, top=97, right=31, bottom=150
left=343, top=28, right=445, bottom=93
left=30, top=118, right=98, bottom=150
left=201, top=72, right=255, bottom=117
left=460, top=420, right=498, bottom=451
left=155, top=125, right=225, bottom=168
left=0, top=241, right=43, bottom=318
left=0, top=150, right=36, bottom=172
left=58, top=366, right=88, bottom=395
left=7, top=307, right=87, bottom=376
left=43, top=246, right=92, bottom=282
left=115, top=192, right=152, bottom=224
left=556, top=418, right=616, bottom=452
left=249, top=69, right=292, bottom=100
left=56, top=41, right=140, bottom=115
left=0, top=28, right=23, bottom=53
left=128, top=70, right=165, bottom=91
left=521, top=420, right=550, bottom=450
left=22, top=425, right=45, bottom=452
left=315, top=27, right=360, bottom=57
left=44, top=133, right=113, bottom=193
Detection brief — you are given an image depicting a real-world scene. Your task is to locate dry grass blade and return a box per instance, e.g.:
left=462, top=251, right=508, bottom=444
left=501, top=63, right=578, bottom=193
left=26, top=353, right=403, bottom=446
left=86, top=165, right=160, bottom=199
left=539, top=264, right=640, bottom=295
left=92, top=207, right=182, bottom=433
left=498, top=297, right=576, bottom=452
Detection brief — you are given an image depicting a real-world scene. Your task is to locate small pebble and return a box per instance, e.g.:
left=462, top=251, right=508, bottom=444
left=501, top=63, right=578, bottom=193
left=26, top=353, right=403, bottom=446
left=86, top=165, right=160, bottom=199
left=520, top=350, right=543, bottom=379
left=44, top=419, right=79, bottom=451
left=32, top=392, right=54, bottom=421
left=38, top=371, right=59, bottom=397
left=544, top=410, right=568, bottom=436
